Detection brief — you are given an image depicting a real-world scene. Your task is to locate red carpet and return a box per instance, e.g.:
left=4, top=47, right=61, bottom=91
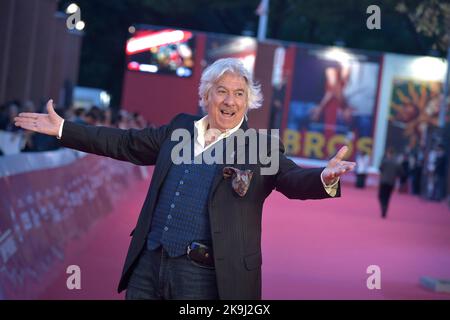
left=39, top=171, right=450, bottom=300
left=38, top=174, right=148, bottom=300
left=262, top=186, right=450, bottom=300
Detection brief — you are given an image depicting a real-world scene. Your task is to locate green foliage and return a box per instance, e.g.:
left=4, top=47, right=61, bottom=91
left=396, top=0, right=450, bottom=51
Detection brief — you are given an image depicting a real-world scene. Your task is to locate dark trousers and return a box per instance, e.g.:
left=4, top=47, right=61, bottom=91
left=356, top=174, right=367, bottom=188
left=412, top=169, right=422, bottom=195
left=125, top=247, right=219, bottom=300
left=433, top=174, right=445, bottom=201
left=378, top=183, right=394, bottom=218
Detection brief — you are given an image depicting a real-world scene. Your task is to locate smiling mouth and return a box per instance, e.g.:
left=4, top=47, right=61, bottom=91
left=220, top=110, right=236, bottom=117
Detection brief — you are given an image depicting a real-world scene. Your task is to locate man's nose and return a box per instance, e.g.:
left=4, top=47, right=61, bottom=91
left=223, top=94, right=235, bottom=106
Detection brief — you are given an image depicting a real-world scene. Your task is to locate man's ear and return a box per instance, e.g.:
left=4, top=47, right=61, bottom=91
left=203, top=94, right=210, bottom=113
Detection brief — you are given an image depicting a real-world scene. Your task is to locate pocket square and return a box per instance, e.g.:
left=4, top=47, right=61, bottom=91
left=223, top=167, right=253, bottom=197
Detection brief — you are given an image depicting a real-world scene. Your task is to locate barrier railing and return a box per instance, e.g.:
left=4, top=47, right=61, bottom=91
left=0, top=150, right=146, bottom=299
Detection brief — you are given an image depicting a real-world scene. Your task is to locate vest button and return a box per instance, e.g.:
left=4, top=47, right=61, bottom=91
left=179, top=180, right=184, bottom=185
left=168, top=215, right=172, bottom=219
left=175, top=192, right=180, bottom=196
left=184, top=169, right=189, bottom=174
left=164, top=227, right=168, bottom=231
left=170, top=203, right=175, bottom=209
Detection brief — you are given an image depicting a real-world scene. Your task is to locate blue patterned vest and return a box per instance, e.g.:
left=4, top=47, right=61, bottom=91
left=147, top=160, right=217, bottom=257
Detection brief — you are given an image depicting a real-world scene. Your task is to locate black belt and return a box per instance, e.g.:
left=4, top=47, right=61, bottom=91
left=187, top=241, right=215, bottom=269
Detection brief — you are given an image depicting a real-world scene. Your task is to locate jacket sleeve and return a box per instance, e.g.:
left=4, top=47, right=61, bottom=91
left=274, top=142, right=340, bottom=200
left=59, top=121, right=172, bottom=166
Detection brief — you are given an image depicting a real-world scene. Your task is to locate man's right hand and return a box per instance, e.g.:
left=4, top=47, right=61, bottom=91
left=14, top=99, right=63, bottom=137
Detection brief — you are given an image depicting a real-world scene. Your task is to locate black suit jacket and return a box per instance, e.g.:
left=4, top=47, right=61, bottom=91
left=60, top=113, right=340, bottom=299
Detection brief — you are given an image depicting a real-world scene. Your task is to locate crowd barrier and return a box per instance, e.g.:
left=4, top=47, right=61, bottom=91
left=0, top=131, right=24, bottom=156
left=0, top=149, right=146, bottom=299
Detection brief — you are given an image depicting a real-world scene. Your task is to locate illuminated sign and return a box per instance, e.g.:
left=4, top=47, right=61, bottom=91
left=125, top=28, right=195, bottom=78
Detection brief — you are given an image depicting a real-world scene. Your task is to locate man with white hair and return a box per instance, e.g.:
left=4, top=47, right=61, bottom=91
left=14, top=58, right=355, bottom=300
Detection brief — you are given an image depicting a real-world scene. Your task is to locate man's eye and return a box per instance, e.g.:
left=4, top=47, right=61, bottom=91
left=235, top=92, right=244, bottom=97
left=218, top=90, right=226, bottom=94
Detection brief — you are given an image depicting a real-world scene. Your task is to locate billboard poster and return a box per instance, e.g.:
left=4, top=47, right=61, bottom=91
left=385, top=78, right=443, bottom=153
left=283, top=47, right=381, bottom=161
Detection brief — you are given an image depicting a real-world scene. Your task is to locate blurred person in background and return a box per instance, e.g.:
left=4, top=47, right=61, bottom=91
left=72, top=107, right=88, bottom=125
left=355, top=150, right=370, bottom=188
left=84, top=106, right=103, bottom=126
left=398, top=151, right=410, bottom=194
left=132, top=112, right=147, bottom=129
left=378, top=148, right=404, bottom=218
left=103, top=107, right=113, bottom=127
left=0, top=102, right=8, bottom=130
left=22, top=100, right=36, bottom=113
left=117, top=110, right=130, bottom=129
left=409, top=147, right=424, bottom=196
left=3, top=102, right=21, bottom=132
left=0, top=101, right=24, bottom=155
left=426, top=145, right=439, bottom=200
left=433, top=144, right=447, bottom=201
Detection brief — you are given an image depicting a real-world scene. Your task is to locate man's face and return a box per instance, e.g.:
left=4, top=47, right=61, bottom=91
left=205, top=72, right=248, bottom=131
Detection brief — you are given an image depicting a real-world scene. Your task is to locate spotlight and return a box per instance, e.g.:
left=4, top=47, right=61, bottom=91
left=75, top=21, right=85, bottom=31
left=66, top=3, right=79, bottom=14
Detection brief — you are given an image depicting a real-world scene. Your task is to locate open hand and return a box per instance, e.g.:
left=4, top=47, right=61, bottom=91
left=322, top=146, right=356, bottom=185
left=14, top=99, right=63, bottom=137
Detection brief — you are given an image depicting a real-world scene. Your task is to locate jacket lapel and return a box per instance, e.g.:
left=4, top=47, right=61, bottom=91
left=208, top=120, right=250, bottom=201
left=155, top=118, right=196, bottom=189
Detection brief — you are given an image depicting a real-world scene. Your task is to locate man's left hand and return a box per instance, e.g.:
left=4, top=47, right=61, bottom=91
left=322, top=146, right=356, bottom=185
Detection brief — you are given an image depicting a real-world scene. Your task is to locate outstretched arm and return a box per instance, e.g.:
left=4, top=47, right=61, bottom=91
left=275, top=145, right=355, bottom=200
left=15, top=99, right=171, bottom=165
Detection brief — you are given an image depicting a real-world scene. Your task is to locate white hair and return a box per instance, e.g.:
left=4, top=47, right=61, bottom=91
left=198, top=58, right=263, bottom=113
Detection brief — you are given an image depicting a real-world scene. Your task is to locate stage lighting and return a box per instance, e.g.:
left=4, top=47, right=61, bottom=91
left=66, top=3, right=79, bottom=14
left=75, top=21, right=85, bottom=31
